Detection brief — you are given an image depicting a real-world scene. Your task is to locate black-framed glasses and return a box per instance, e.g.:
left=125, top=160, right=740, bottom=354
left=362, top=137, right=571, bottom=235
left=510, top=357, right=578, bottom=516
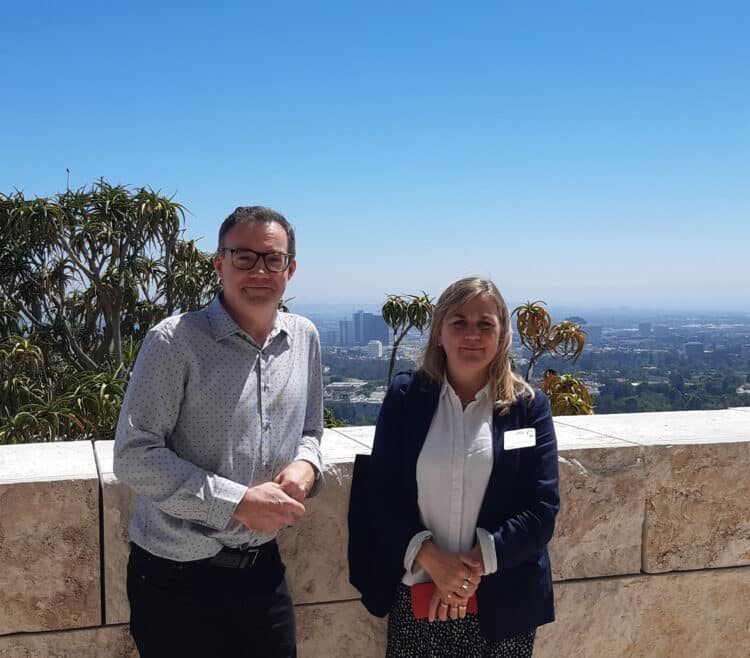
left=219, top=248, right=292, bottom=272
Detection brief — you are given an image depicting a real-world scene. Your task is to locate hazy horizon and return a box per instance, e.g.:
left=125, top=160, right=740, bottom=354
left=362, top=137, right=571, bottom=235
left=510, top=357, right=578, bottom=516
left=292, top=300, right=750, bottom=323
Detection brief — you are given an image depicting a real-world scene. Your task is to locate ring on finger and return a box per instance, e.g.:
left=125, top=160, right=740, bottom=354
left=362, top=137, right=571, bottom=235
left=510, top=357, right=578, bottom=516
left=461, top=579, right=470, bottom=591
left=439, top=602, right=449, bottom=608
left=458, top=605, right=467, bottom=611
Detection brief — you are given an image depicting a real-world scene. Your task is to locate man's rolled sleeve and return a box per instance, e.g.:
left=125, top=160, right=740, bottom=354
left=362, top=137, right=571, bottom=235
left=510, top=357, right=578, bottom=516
left=205, top=477, right=249, bottom=530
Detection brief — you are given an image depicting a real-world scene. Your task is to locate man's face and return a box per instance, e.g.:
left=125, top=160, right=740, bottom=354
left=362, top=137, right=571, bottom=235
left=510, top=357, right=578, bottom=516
left=213, top=221, right=296, bottom=313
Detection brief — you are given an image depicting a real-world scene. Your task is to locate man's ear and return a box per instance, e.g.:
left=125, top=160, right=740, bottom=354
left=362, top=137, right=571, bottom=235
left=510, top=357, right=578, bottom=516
left=286, top=259, right=297, bottom=281
left=213, top=253, right=225, bottom=279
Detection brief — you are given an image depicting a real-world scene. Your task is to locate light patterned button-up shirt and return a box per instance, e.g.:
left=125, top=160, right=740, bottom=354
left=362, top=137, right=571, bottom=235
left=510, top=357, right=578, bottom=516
left=114, top=294, right=323, bottom=561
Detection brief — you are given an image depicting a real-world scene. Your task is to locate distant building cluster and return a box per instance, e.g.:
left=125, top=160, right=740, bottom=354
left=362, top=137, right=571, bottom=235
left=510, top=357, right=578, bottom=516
left=320, top=310, right=390, bottom=347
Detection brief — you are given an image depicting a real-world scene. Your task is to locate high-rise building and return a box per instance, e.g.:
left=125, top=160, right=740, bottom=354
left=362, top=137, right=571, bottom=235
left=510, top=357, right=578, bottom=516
left=367, top=340, right=383, bottom=358
left=363, top=313, right=389, bottom=344
left=319, top=330, right=337, bottom=346
left=353, top=310, right=365, bottom=344
left=350, top=311, right=389, bottom=344
left=339, top=319, right=354, bottom=346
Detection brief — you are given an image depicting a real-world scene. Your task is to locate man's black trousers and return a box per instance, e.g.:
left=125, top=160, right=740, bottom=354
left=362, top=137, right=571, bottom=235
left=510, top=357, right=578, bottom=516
left=127, top=542, right=296, bottom=658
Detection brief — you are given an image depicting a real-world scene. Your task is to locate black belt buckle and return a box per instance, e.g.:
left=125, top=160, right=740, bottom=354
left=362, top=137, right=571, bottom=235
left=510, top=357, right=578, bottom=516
left=210, top=547, right=260, bottom=569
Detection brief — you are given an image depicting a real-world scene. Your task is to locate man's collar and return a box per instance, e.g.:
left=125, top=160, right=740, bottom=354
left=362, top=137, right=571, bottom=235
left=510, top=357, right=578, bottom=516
left=207, top=294, right=291, bottom=345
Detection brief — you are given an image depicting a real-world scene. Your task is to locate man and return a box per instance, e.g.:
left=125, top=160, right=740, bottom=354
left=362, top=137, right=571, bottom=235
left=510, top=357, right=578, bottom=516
left=114, top=206, right=323, bottom=657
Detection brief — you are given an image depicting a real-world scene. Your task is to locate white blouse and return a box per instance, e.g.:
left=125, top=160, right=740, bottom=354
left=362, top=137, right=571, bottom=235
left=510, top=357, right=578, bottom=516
left=401, top=380, right=499, bottom=585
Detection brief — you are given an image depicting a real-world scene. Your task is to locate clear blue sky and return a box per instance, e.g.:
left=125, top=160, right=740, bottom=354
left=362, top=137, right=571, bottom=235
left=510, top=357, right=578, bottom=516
left=2, top=1, right=748, bottom=311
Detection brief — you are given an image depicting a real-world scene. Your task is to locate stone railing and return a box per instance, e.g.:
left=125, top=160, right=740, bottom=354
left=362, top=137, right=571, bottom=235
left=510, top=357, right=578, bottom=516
left=1, top=407, right=749, bottom=657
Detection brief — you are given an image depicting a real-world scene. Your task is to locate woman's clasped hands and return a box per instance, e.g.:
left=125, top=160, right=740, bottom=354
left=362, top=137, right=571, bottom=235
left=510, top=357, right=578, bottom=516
left=415, top=540, right=484, bottom=622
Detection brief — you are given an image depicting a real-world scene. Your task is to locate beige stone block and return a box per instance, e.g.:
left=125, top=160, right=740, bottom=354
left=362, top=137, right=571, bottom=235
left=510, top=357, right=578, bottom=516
left=0, top=624, right=137, bottom=657
left=552, top=424, right=645, bottom=580
left=296, top=600, right=386, bottom=658
left=557, top=409, right=750, bottom=573
left=280, top=429, right=369, bottom=604
left=0, top=442, right=100, bottom=636
left=94, top=441, right=136, bottom=625
left=643, top=442, right=750, bottom=572
left=535, top=566, right=750, bottom=658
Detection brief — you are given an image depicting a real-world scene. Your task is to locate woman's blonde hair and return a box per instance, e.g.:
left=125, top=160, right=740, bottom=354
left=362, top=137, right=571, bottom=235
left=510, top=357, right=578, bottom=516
left=419, top=276, right=534, bottom=411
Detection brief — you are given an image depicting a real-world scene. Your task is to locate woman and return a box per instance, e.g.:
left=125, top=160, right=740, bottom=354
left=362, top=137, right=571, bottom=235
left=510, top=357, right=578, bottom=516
left=348, top=277, right=559, bottom=657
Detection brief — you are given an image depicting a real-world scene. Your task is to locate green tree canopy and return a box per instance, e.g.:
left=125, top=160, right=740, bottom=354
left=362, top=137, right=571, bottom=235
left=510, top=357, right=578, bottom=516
left=0, top=180, right=221, bottom=443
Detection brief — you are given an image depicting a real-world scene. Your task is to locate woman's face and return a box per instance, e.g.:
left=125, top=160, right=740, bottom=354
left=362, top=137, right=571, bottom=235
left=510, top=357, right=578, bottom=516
left=438, top=294, right=502, bottom=382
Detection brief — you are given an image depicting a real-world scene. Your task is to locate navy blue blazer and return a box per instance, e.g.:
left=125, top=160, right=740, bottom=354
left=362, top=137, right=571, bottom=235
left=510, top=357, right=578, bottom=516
left=348, top=370, right=560, bottom=641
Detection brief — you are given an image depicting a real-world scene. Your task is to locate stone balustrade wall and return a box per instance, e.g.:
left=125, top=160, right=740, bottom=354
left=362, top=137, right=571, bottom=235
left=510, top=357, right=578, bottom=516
left=1, top=407, right=749, bottom=657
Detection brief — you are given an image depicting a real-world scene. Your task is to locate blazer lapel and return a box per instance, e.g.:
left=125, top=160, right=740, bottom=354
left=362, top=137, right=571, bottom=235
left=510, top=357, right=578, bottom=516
left=477, top=406, right=523, bottom=527
left=403, top=373, right=440, bottom=480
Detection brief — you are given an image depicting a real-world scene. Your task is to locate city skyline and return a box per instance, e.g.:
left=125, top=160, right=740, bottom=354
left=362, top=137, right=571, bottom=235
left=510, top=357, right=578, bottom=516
left=2, top=2, right=748, bottom=311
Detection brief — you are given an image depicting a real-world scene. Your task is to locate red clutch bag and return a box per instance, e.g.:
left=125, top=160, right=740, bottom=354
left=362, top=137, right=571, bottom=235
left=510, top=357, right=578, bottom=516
left=410, top=582, right=478, bottom=619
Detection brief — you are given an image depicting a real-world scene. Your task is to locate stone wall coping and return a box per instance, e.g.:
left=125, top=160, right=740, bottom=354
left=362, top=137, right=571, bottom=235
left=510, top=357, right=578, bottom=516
left=0, top=441, right=98, bottom=484
left=318, top=428, right=372, bottom=464
left=328, top=426, right=375, bottom=449
left=91, top=429, right=369, bottom=475
left=555, top=408, right=750, bottom=446
left=93, top=440, right=114, bottom=474
left=6, top=403, right=748, bottom=483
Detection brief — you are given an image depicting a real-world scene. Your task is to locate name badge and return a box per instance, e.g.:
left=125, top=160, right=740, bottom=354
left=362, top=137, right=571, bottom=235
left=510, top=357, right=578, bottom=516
left=504, top=428, right=536, bottom=450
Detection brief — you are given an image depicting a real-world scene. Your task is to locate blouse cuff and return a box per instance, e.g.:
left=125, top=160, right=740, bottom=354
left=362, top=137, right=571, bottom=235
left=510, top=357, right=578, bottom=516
left=476, top=528, right=498, bottom=575
left=403, top=530, right=434, bottom=573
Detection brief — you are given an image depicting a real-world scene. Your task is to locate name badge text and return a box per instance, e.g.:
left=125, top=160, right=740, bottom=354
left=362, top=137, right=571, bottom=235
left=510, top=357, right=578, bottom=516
left=504, top=428, right=536, bottom=450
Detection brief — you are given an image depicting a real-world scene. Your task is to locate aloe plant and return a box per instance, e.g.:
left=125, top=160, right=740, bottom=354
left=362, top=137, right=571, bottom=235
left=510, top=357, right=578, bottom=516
left=382, top=292, right=434, bottom=382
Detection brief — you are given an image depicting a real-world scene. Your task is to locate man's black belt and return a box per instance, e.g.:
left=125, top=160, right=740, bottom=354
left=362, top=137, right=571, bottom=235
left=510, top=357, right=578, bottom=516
left=208, top=541, right=277, bottom=569
left=130, top=541, right=277, bottom=570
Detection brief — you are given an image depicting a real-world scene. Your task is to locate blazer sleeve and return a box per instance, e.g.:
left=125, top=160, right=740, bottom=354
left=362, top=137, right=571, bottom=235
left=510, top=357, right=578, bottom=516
left=490, top=391, right=560, bottom=569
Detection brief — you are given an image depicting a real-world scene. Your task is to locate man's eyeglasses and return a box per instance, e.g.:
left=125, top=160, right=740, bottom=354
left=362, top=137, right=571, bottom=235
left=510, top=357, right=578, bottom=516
left=219, top=248, right=292, bottom=272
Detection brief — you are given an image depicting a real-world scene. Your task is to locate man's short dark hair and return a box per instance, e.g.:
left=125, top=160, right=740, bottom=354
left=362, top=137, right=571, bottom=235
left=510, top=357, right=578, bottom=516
left=217, top=206, right=296, bottom=257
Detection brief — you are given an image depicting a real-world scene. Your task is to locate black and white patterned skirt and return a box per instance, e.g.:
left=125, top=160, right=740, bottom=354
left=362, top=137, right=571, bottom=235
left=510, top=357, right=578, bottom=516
left=386, top=584, right=535, bottom=658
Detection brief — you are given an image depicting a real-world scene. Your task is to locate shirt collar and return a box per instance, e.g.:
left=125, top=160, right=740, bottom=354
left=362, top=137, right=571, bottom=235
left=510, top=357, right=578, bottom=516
left=440, top=377, right=492, bottom=404
left=207, top=294, right=291, bottom=346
